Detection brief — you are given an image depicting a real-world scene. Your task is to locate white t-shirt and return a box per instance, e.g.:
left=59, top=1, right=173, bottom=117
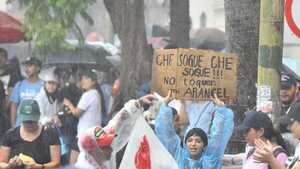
left=77, top=89, right=101, bottom=137
left=36, top=88, right=59, bottom=125
left=295, top=142, right=300, bottom=157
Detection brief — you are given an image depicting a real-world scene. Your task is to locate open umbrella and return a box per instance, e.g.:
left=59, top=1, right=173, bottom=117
left=0, top=11, right=24, bottom=43
left=44, top=45, right=113, bottom=72
left=191, top=28, right=226, bottom=51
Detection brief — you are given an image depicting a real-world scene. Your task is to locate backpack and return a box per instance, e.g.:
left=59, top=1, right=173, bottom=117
left=246, top=147, right=288, bottom=169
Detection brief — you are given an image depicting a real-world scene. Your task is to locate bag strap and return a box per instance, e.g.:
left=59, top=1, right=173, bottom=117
left=246, top=147, right=255, bottom=159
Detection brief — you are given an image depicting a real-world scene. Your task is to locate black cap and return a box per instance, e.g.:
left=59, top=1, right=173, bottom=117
left=22, top=57, right=42, bottom=67
left=287, top=101, right=300, bottom=125
left=238, top=111, right=273, bottom=133
left=281, top=73, right=297, bottom=89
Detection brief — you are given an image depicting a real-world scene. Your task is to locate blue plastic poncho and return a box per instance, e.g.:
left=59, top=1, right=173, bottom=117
left=155, top=102, right=234, bottom=169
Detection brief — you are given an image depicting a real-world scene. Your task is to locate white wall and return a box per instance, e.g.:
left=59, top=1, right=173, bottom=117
left=283, top=0, right=300, bottom=58
left=0, top=0, right=6, bottom=11
left=190, top=0, right=225, bottom=31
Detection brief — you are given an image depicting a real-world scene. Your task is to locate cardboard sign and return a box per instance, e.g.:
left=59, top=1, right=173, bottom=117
left=151, top=48, right=238, bottom=104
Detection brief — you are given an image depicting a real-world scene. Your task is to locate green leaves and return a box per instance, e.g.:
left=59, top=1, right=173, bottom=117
left=22, top=0, right=96, bottom=55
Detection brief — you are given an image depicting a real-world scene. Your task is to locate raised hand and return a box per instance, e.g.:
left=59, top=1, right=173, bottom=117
left=163, top=90, right=172, bottom=104
left=253, top=139, right=274, bottom=163
left=211, top=93, right=225, bottom=107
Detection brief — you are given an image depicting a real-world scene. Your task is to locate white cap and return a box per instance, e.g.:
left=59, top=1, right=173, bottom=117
left=40, top=67, right=59, bottom=83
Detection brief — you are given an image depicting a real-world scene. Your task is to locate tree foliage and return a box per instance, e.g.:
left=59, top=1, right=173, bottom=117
left=21, top=0, right=96, bottom=55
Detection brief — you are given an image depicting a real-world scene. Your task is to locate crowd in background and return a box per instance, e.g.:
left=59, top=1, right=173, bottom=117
left=0, top=46, right=300, bottom=169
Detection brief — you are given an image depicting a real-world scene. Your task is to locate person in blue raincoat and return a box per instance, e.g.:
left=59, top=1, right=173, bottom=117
left=155, top=91, right=234, bottom=169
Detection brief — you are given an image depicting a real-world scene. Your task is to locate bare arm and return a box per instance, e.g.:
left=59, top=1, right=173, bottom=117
left=0, top=146, right=10, bottom=168
left=10, top=103, right=17, bottom=128
left=0, top=146, right=22, bottom=169
left=43, top=145, right=61, bottom=168
left=63, top=98, right=83, bottom=118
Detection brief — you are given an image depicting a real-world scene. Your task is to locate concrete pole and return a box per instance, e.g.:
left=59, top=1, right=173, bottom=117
left=257, top=0, right=285, bottom=127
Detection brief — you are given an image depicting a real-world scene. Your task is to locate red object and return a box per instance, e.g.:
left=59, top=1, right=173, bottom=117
left=95, top=129, right=116, bottom=148
left=0, top=11, right=24, bottom=43
left=112, top=79, right=120, bottom=97
left=86, top=32, right=105, bottom=42
left=81, top=134, right=96, bottom=151
left=285, top=0, right=300, bottom=38
left=135, top=136, right=151, bottom=169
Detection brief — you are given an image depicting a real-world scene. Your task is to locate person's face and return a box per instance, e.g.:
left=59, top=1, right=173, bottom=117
left=186, top=135, right=204, bottom=157
left=25, top=64, right=39, bottom=77
left=243, top=128, right=262, bottom=146
left=290, top=121, right=300, bottom=139
left=45, top=81, right=58, bottom=93
left=80, top=75, right=95, bottom=90
left=0, top=53, right=7, bottom=66
left=280, top=86, right=297, bottom=105
left=22, top=121, right=39, bottom=132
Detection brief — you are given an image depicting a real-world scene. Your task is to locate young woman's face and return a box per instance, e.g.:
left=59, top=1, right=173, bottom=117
left=243, top=128, right=262, bottom=146
left=186, top=135, right=204, bottom=157
left=45, top=81, right=58, bottom=93
left=290, top=121, right=300, bottom=139
left=80, top=75, right=95, bottom=90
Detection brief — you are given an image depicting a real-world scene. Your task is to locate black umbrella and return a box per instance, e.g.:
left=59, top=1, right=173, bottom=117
left=44, top=45, right=112, bottom=71
left=191, top=28, right=226, bottom=51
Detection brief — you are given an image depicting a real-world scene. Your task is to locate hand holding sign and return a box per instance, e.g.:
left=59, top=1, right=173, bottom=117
left=163, top=90, right=173, bottom=104
left=212, top=93, right=225, bottom=107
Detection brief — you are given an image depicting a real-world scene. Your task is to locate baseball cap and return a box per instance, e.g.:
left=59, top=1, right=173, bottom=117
left=22, top=57, right=42, bottom=67
left=80, top=69, right=97, bottom=81
left=238, top=111, right=273, bottom=133
left=18, top=100, right=41, bottom=122
left=287, top=101, right=300, bottom=125
left=281, top=73, right=296, bottom=89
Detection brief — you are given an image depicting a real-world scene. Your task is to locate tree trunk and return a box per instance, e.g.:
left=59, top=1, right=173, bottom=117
left=104, top=0, right=152, bottom=102
left=224, top=0, right=260, bottom=110
left=170, top=0, right=190, bottom=48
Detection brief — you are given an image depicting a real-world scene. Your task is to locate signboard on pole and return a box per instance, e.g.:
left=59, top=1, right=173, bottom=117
left=151, top=48, right=238, bottom=105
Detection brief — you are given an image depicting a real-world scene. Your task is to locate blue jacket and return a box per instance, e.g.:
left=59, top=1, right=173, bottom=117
left=155, top=102, right=234, bottom=169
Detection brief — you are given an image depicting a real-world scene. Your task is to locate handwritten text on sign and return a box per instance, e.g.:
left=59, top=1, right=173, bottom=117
left=151, top=48, right=238, bottom=104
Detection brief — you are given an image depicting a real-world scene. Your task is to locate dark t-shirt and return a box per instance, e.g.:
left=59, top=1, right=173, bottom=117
left=1, top=126, right=60, bottom=169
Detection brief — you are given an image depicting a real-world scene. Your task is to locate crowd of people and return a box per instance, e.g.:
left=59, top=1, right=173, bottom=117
left=0, top=46, right=300, bottom=169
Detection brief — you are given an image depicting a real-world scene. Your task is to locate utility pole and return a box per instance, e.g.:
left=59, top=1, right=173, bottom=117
left=257, top=0, right=285, bottom=127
